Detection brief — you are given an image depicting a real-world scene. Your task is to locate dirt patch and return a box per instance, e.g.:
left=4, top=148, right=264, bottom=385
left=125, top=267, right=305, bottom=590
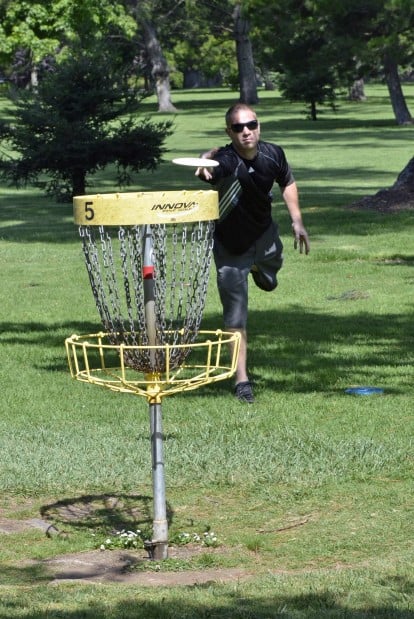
left=0, top=516, right=57, bottom=535
left=0, top=504, right=371, bottom=587
left=23, top=548, right=252, bottom=587
left=1, top=512, right=252, bottom=587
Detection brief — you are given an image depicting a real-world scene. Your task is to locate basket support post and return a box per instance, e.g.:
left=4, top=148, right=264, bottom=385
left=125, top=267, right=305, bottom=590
left=147, top=401, right=168, bottom=559
left=142, top=225, right=157, bottom=367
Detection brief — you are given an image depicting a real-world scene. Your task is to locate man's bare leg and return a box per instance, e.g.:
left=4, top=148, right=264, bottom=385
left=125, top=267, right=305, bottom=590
left=228, top=328, right=248, bottom=383
left=228, top=328, right=254, bottom=402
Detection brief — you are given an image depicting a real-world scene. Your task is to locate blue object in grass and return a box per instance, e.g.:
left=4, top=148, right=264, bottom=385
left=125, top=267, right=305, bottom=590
left=345, top=387, right=384, bottom=396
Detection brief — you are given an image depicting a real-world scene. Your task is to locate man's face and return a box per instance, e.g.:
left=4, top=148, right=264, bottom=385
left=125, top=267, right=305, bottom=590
left=226, top=109, right=260, bottom=157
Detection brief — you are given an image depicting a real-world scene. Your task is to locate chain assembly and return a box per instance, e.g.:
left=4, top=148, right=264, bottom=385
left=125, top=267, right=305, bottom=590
left=80, top=220, right=215, bottom=373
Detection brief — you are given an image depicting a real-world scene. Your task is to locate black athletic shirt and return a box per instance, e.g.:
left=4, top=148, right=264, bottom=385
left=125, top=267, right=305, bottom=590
left=206, top=141, right=295, bottom=254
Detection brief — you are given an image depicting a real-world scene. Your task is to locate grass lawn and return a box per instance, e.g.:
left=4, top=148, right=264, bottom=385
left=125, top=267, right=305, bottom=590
left=0, top=84, right=413, bottom=618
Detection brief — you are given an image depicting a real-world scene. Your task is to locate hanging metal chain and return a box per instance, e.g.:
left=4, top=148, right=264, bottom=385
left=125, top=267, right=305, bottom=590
left=80, top=226, right=118, bottom=335
left=79, top=219, right=215, bottom=373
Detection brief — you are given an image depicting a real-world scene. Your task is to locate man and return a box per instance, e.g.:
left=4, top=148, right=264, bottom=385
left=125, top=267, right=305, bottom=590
left=196, top=103, right=310, bottom=403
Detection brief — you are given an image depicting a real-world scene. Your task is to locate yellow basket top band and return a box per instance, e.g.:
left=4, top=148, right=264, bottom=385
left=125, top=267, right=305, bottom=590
left=73, top=190, right=219, bottom=225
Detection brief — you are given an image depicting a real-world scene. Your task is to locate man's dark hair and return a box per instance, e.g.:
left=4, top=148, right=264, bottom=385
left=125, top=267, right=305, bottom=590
left=225, top=103, right=257, bottom=127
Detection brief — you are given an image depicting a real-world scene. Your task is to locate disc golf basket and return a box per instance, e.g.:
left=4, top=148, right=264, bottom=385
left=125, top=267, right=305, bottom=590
left=65, top=190, right=240, bottom=559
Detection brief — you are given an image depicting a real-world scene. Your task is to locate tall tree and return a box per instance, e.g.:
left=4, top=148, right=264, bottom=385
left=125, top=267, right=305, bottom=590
left=150, top=0, right=259, bottom=103
left=155, top=0, right=258, bottom=103
left=124, top=0, right=179, bottom=112
left=371, top=2, right=413, bottom=124
left=383, top=53, right=411, bottom=124
left=140, top=17, right=177, bottom=112
left=0, top=0, right=179, bottom=112
left=233, top=2, right=259, bottom=104
left=0, top=0, right=65, bottom=87
left=165, top=0, right=238, bottom=89
left=307, top=0, right=414, bottom=124
left=246, top=0, right=414, bottom=124
left=0, top=0, right=136, bottom=86
left=248, top=0, right=342, bottom=119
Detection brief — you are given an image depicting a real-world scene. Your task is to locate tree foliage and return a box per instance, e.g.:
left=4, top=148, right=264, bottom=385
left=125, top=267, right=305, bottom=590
left=0, top=50, right=173, bottom=199
left=246, top=0, right=343, bottom=118
left=247, top=0, right=413, bottom=122
left=0, top=0, right=137, bottom=85
left=1, top=0, right=413, bottom=123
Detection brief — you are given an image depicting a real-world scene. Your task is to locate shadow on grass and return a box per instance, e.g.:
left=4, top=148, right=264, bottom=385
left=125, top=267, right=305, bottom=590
left=198, top=305, right=413, bottom=397
left=0, top=563, right=52, bottom=587
left=0, top=189, right=412, bottom=249
left=1, top=138, right=413, bottom=245
left=0, top=585, right=414, bottom=618
left=0, top=192, right=76, bottom=243
left=1, top=301, right=412, bottom=395
left=40, top=492, right=166, bottom=534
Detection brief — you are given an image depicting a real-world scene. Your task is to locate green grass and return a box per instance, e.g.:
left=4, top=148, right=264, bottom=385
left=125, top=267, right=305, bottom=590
left=0, top=84, right=413, bottom=617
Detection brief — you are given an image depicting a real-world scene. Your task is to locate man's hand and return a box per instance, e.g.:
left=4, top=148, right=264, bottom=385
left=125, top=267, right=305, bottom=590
left=292, top=221, right=310, bottom=254
left=282, top=183, right=310, bottom=254
left=195, top=165, right=214, bottom=181
left=195, top=148, right=219, bottom=180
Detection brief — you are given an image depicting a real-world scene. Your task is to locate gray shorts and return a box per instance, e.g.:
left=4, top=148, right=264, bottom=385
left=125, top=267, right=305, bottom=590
left=213, top=222, right=283, bottom=329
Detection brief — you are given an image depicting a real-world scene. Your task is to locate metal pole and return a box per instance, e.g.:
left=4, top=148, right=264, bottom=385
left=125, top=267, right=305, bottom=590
left=142, top=227, right=168, bottom=558
left=148, top=401, right=168, bottom=559
left=142, top=225, right=157, bottom=368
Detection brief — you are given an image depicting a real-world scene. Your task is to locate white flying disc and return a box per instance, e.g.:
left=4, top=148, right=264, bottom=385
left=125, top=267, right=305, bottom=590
left=172, top=157, right=219, bottom=167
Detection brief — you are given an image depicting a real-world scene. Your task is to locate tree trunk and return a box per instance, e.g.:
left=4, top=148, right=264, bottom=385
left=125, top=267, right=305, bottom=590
left=310, top=99, right=317, bottom=121
left=141, top=19, right=177, bottom=113
left=383, top=53, right=413, bottom=125
left=72, top=170, right=86, bottom=197
left=233, top=3, right=259, bottom=105
left=349, top=78, right=366, bottom=101
left=393, top=157, right=414, bottom=189
left=183, top=69, right=201, bottom=89
left=30, top=66, right=38, bottom=90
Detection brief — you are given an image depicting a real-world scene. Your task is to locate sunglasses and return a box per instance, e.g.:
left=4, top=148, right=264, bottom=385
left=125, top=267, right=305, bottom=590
left=230, top=120, right=258, bottom=133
